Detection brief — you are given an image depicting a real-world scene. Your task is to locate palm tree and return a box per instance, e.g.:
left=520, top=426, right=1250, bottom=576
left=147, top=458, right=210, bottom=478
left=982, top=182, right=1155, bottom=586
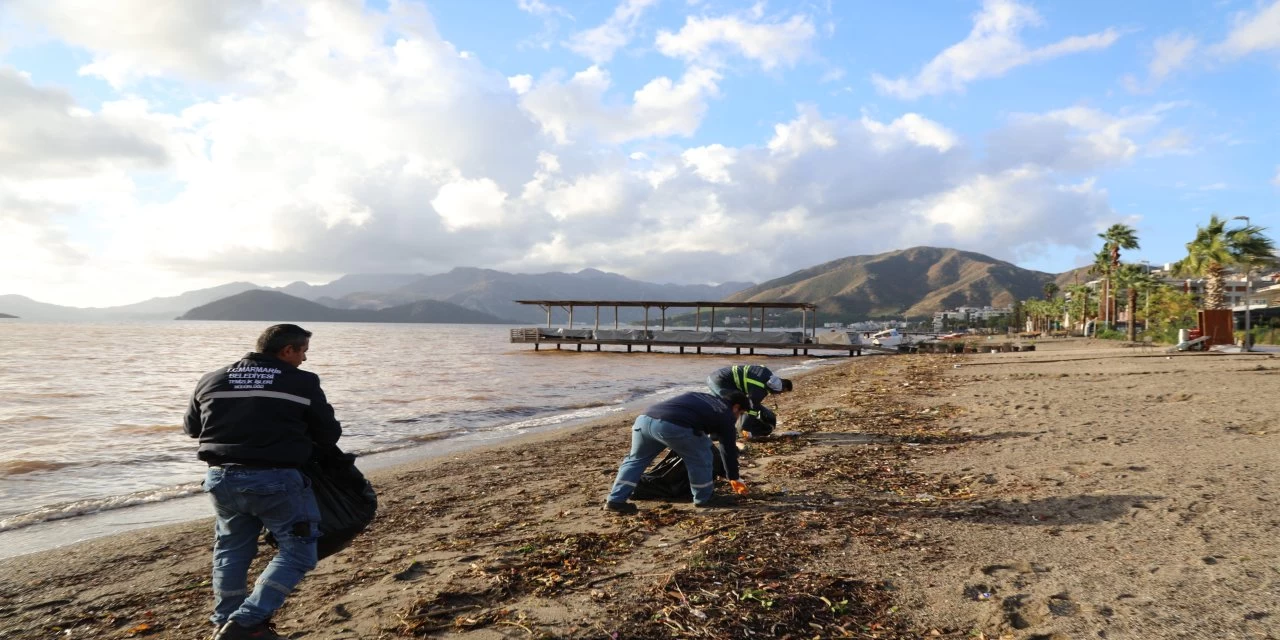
left=1088, top=248, right=1113, bottom=329
left=1065, top=283, right=1092, bottom=332
left=1175, top=215, right=1277, bottom=309
left=1043, top=282, right=1060, bottom=300
left=1114, top=265, right=1159, bottom=342
left=1098, top=224, right=1141, bottom=328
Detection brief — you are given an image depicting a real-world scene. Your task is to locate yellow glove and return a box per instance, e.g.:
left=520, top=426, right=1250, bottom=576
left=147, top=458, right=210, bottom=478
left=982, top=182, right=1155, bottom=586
left=729, top=480, right=748, bottom=495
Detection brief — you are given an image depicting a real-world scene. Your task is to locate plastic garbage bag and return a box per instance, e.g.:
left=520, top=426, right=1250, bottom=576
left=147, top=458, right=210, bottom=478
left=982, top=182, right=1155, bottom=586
left=265, top=445, right=377, bottom=560
left=630, top=444, right=726, bottom=501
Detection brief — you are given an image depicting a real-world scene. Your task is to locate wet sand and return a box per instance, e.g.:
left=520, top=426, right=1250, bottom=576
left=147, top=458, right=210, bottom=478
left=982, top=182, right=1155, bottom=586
left=1, top=340, right=1277, bottom=639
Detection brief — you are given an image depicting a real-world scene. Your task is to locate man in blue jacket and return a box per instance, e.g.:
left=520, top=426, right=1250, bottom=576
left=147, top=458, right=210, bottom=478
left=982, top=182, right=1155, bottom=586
left=185, top=324, right=343, bottom=640
left=604, top=390, right=749, bottom=514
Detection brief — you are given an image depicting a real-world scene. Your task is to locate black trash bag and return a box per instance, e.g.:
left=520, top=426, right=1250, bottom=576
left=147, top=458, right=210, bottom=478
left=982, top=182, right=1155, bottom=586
left=630, top=443, right=727, bottom=502
left=265, top=445, right=378, bottom=560
left=741, top=405, right=777, bottom=438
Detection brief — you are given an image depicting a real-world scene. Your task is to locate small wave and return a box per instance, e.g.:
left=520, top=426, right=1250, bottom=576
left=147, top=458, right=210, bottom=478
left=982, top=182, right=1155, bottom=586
left=378, top=397, right=429, bottom=404
left=110, top=424, right=181, bottom=435
left=497, top=405, right=626, bottom=431
left=563, top=400, right=615, bottom=410
left=17, top=392, right=95, bottom=399
left=408, top=428, right=467, bottom=443
left=0, top=483, right=204, bottom=533
left=0, top=460, right=71, bottom=477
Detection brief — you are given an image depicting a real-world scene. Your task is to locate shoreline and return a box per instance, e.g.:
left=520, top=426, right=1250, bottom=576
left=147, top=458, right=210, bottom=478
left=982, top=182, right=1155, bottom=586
left=2, top=340, right=1276, bottom=638
left=0, top=355, right=841, bottom=560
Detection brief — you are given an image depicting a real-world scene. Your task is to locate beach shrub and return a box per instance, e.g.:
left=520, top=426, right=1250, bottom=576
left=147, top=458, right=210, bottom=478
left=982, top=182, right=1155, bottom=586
left=1095, top=328, right=1127, bottom=340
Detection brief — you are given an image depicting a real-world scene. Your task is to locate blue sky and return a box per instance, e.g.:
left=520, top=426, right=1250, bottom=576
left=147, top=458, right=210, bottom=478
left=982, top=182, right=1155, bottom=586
left=0, top=0, right=1277, bottom=306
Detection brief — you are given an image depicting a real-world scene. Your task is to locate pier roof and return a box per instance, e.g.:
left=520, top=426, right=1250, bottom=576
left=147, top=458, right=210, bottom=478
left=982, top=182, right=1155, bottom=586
left=514, top=300, right=816, bottom=309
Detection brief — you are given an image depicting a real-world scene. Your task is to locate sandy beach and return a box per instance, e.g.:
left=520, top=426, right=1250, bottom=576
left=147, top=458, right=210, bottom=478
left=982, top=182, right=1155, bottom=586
left=1, top=340, right=1277, bottom=639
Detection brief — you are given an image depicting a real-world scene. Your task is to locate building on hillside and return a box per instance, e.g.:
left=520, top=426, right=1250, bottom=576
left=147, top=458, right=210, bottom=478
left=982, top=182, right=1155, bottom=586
left=931, top=306, right=1012, bottom=331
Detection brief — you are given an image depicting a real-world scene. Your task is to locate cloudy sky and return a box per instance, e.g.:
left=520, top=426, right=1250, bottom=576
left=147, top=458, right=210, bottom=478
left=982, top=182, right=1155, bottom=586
left=1, top=0, right=1277, bottom=306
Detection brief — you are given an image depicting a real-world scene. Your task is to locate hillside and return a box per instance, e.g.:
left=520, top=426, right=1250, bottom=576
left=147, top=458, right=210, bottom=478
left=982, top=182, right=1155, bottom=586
left=329, top=267, right=753, bottom=323
left=728, top=247, right=1059, bottom=320
left=0, top=312, right=16, bottom=318
left=176, top=290, right=512, bottom=324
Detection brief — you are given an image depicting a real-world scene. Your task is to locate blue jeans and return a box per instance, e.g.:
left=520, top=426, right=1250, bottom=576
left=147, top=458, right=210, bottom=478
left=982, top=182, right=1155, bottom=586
left=204, top=466, right=321, bottom=628
left=607, top=415, right=716, bottom=504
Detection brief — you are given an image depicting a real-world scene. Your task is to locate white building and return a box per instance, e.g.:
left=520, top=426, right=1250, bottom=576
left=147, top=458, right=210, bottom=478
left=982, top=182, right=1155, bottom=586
left=932, top=306, right=1013, bottom=330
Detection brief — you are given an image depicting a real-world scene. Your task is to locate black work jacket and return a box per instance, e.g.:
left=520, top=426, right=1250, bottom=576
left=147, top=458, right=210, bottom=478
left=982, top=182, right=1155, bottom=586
left=184, top=352, right=342, bottom=467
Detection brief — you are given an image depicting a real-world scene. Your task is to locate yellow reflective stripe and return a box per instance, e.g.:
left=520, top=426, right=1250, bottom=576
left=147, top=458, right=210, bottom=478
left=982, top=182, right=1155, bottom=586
left=735, top=365, right=766, bottom=390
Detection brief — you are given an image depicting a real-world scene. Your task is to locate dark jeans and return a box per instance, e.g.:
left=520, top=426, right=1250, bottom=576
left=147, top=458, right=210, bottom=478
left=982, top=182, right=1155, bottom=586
left=204, top=466, right=320, bottom=627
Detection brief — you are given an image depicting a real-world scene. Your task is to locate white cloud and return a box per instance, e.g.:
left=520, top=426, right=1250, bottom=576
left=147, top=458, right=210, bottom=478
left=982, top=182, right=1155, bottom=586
left=1272, top=166, right=1280, bottom=186
left=872, top=0, right=1120, bottom=99
left=1123, top=32, right=1198, bottom=93
left=1147, top=129, right=1194, bottom=157
left=860, top=113, right=960, bottom=152
left=431, top=178, right=509, bottom=231
left=518, top=65, right=722, bottom=143
left=986, top=105, right=1180, bottom=172
left=682, top=144, right=738, bottom=183
left=1214, top=0, right=1280, bottom=57
left=508, top=74, right=534, bottom=94
left=564, top=0, right=659, bottom=63
left=914, top=168, right=1115, bottom=257
left=655, top=12, right=817, bottom=70
left=0, top=1, right=1128, bottom=306
left=8, top=0, right=267, bottom=87
left=518, top=0, right=572, bottom=19
left=0, top=68, right=168, bottom=177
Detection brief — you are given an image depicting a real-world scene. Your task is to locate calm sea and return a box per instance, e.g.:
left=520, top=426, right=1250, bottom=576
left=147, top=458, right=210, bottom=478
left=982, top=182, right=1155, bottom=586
left=0, top=321, right=831, bottom=555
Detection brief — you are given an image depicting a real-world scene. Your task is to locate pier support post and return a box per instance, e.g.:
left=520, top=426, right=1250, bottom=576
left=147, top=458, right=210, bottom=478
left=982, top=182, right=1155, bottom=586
left=679, top=346, right=684, bottom=354
left=596, top=344, right=601, bottom=351
left=627, top=345, right=632, bottom=352
left=696, top=347, right=701, bottom=354
left=535, top=344, right=539, bottom=351
left=749, top=348, right=755, bottom=355
left=735, top=347, right=740, bottom=355
left=793, top=348, right=798, bottom=355
left=556, top=344, right=561, bottom=350
left=646, top=345, right=651, bottom=352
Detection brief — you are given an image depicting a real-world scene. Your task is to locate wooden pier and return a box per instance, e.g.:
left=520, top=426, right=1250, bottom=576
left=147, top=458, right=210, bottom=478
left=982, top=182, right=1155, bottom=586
left=508, top=300, right=871, bottom=356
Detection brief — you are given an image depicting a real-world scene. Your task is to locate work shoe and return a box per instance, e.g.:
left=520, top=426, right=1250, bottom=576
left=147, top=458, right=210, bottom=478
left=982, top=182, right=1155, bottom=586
left=694, top=495, right=738, bottom=509
left=214, top=620, right=283, bottom=640
left=602, top=500, right=638, bottom=515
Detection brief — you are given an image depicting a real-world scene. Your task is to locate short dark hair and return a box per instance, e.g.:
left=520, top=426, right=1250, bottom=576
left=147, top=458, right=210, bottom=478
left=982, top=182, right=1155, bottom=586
left=256, top=324, right=312, bottom=355
left=723, top=390, right=749, bottom=411
left=780, top=378, right=793, bottom=393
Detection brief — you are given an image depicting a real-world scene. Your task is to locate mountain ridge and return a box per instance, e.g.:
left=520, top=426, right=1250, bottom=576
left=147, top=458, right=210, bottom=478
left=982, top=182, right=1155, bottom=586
left=177, top=290, right=513, bottom=324
left=728, top=246, right=1060, bottom=319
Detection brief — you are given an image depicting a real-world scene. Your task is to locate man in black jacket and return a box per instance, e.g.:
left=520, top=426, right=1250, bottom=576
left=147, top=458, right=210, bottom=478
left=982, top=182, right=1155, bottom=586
left=185, top=324, right=342, bottom=640
left=707, top=364, right=792, bottom=437
left=604, top=391, right=749, bottom=514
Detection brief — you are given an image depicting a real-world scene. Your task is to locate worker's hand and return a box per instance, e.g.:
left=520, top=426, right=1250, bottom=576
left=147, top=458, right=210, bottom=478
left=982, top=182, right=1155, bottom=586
left=729, top=480, right=749, bottom=495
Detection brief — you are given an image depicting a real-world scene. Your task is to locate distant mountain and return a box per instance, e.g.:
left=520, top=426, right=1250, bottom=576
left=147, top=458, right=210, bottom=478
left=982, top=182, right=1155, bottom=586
left=0, top=312, right=17, bottom=319
left=276, top=273, right=423, bottom=300
left=0, top=295, right=96, bottom=321
left=177, top=290, right=512, bottom=324
left=727, top=247, right=1058, bottom=320
left=0, top=283, right=263, bottom=321
left=326, top=267, right=754, bottom=323
left=100, top=282, right=261, bottom=318
left=1053, top=265, right=1096, bottom=290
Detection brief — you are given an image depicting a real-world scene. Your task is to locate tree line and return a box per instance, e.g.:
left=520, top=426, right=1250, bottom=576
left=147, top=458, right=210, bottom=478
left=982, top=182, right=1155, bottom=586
left=1021, top=215, right=1276, bottom=344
